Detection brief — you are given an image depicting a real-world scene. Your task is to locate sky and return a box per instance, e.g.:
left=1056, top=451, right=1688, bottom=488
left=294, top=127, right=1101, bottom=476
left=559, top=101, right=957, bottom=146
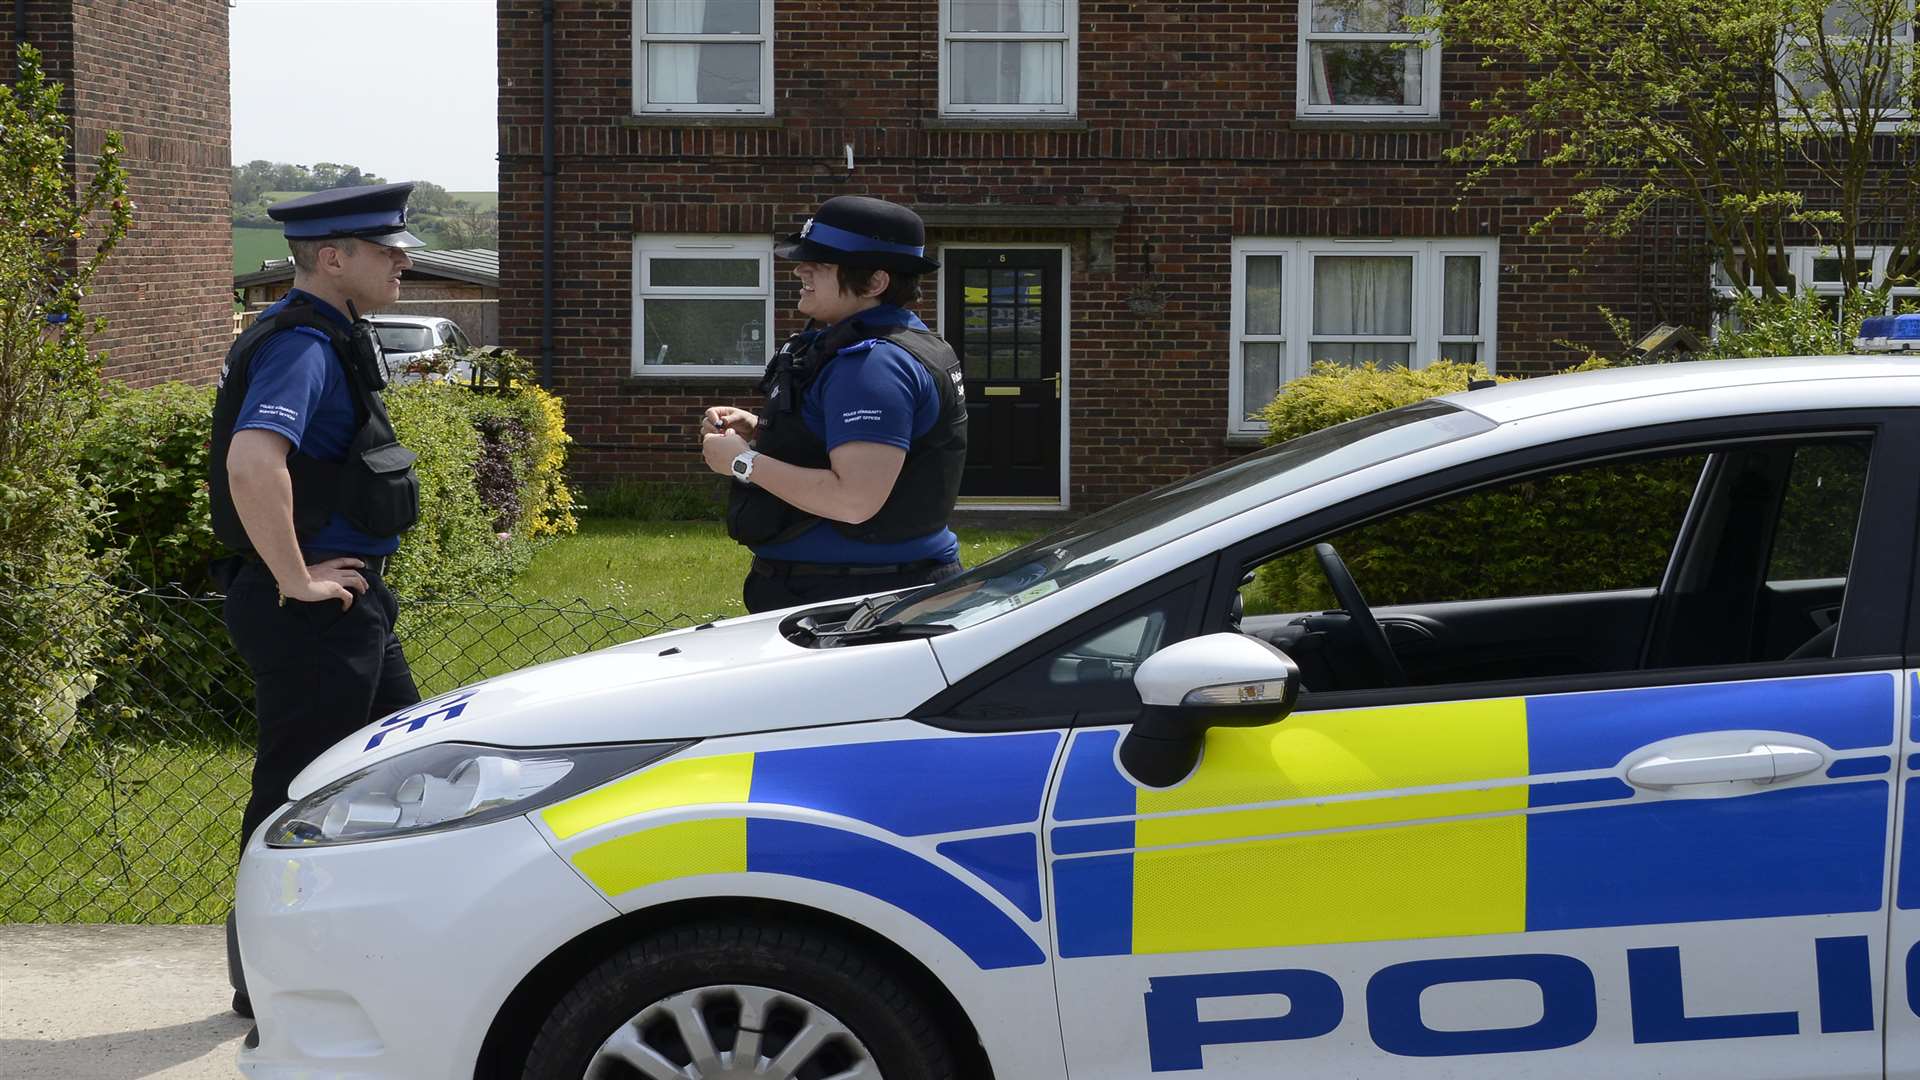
left=229, top=0, right=499, bottom=192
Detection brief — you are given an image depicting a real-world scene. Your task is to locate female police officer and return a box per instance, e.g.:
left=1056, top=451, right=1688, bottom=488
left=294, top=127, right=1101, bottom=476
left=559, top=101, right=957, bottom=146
left=701, top=196, right=969, bottom=613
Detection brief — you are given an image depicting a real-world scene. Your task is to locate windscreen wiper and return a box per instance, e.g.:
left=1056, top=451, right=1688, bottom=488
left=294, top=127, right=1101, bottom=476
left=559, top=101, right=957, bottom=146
left=808, top=620, right=956, bottom=645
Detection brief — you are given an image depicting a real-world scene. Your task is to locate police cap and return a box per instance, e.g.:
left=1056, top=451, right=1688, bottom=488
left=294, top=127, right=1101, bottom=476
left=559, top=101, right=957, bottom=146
left=775, top=196, right=939, bottom=275
left=267, top=181, right=425, bottom=249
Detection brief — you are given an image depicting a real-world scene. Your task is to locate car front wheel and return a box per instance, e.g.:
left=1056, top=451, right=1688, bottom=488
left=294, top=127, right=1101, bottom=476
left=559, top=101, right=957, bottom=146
left=521, top=920, right=961, bottom=1080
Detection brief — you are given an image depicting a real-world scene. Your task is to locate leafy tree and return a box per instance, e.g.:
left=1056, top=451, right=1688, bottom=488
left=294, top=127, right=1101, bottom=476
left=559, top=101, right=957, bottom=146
left=1412, top=0, right=1920, bottom=295
left=0, top=43, right=133, bottom=567
left=0, top=44, right=132, bottom=759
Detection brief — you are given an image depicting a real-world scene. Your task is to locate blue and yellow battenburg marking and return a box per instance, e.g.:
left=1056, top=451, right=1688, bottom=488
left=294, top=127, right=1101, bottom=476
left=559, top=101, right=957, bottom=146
left=540, top=732, right=1062, bottom=970
left=1052, top=673, right=1898, bottom=958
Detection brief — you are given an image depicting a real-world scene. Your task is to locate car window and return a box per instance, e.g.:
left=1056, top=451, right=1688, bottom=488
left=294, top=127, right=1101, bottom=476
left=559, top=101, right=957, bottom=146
left=1237, top=435, right=1872, bottom=693
left=374, top=326, right=435, bottom=353
left=1767, top=441, right=1869, bottom=581
left=448, top=325, right=471, bottom=349
left=942, top=585, right=1198, bottom=724
left=1245, top=452, right=1708, bottom=613
left=871, top=400, right=1495, bottom=632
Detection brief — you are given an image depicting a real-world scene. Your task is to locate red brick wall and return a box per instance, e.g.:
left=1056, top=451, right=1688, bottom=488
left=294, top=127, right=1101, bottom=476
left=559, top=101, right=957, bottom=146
left=497, top=2, right=1715, bottom=506
left=69, top=0, right=231, bottom=387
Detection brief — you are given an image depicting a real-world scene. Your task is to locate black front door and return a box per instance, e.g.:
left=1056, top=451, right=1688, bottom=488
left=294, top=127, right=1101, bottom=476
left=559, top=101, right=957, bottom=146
left=945, top=249, right=1062, bottom=500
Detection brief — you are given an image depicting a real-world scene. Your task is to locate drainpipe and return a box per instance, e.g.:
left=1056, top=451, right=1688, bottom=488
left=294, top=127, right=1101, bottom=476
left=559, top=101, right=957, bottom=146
left=540, top=0, right=556, bottom=389
left=15, top=0, right=26, bottom=49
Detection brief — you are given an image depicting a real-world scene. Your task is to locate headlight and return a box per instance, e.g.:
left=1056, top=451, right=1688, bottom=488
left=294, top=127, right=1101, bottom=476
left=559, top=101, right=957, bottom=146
left=264, top=741, right=688, bottom=848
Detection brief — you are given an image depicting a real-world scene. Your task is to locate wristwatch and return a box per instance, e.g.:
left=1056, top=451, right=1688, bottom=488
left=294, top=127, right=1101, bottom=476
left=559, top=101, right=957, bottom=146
left=730, top=449, right=759, bottom=484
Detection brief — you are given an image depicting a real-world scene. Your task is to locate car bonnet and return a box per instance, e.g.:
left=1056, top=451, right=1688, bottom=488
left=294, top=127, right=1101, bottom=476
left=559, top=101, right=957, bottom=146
left=286, top=609, right=951, bottom=798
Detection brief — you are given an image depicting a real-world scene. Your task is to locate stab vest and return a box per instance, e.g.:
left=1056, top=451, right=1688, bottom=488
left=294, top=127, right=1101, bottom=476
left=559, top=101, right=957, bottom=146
left=209, top=300, right=421, bottom=553
left=727, top=318, right=969, bottom=548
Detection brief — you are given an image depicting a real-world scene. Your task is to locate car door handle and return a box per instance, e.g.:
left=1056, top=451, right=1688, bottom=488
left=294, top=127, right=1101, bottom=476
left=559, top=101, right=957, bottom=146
left=1625, top=743, right=1826, bottom=789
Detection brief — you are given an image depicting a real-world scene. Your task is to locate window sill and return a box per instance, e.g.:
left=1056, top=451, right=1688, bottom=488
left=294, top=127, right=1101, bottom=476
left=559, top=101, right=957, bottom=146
left=922, top=116, right=1090, bottom=132
left=1289, top=117, right=1450, bottom=132
left=621, top=370, right=765, bottom=388
left=1224, top=432, right=1268, bottom=449
left=621, top=115, right=785, bottom=129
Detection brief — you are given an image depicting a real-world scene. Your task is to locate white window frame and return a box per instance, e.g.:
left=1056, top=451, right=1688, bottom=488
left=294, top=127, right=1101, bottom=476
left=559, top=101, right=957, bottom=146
left=1229, top=237, right=1499, bottom=434
left=939, top=0, right=1078, bottom=117
left=1711, top=245, right=1920, bottom=331
left=633, top=0, right=775, bottom=116
left=1296, top=0, right=1441, bottom=119
left=1775, top=2, right=1914, bottom=130
left=631, top=234, right=773, bottom=378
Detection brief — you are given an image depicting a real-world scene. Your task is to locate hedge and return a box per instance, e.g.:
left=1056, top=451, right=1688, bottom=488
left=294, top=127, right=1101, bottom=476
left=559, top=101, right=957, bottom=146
left=60, top=377, right=577, bottom=741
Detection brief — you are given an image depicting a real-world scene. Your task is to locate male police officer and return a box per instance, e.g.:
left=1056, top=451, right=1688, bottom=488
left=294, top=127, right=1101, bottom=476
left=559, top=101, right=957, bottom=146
left=701, top=196, right=969, bottom=613
left=210, top=182, right=426, bottom=1017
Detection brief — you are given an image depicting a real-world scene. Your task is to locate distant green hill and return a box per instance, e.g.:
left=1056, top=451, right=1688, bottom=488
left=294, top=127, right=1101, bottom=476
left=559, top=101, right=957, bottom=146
left=449, top=191, right=497, bottom=212
left=233, top=225, right=289, bottom=275
left=233, top=224, right=460, bottom=278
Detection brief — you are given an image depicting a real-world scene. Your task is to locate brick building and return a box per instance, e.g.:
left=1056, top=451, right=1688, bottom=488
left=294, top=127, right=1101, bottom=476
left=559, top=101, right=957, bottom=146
left=497, top=1, right=1717, bottom=513
left=14, top=1, right=232, bottom=387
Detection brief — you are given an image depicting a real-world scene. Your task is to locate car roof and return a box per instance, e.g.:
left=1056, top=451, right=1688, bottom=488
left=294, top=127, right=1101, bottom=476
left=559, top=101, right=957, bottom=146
left=1439, top=355, right=1920, bottom=425
left=367, top=315, right=447, bottom=328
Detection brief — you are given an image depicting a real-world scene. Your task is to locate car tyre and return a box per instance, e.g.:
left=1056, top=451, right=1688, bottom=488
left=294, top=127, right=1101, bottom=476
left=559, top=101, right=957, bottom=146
left=521, top=920, right=962, bottom=1080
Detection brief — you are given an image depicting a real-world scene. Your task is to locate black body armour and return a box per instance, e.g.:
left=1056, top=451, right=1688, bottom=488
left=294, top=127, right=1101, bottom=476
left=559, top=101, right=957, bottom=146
left=727, top=319, right=969, bottom=548
left=209, top=300, right=421, bottom=553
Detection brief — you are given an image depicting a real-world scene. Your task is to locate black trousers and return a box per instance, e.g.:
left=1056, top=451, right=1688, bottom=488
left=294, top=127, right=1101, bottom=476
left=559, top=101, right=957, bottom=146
left=743, top=560, right=964, bottom=614
left=221, top=556, right=419, bottom=993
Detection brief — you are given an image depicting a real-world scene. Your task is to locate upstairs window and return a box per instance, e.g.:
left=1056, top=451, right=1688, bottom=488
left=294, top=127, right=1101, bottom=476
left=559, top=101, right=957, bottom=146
left=1298, top=0, right=1440, bottom=118
left=941, top=0, right=1077, bottom=115
left=1777, top=0, right=1913, bottom=125
left=634, top=0, right=773, bottom=115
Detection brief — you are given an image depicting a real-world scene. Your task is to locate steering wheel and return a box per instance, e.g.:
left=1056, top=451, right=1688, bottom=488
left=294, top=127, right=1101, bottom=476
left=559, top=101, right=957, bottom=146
left=1313, top=543, right=1406, bottom=688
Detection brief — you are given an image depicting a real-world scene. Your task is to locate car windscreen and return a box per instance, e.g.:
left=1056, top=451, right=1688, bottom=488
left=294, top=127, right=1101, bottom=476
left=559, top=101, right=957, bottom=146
left=867, top=400, right=1495, bottom=632
left=374, top=326, right=435, bottom=353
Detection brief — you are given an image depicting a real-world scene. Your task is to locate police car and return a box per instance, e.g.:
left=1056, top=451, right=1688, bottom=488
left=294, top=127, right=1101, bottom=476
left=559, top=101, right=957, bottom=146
left=239, top=337, right=1920, bottom=1080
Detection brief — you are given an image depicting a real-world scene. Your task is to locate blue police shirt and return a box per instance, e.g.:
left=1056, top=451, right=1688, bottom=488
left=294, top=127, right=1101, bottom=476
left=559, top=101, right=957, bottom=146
left=233, top=289, right=399, bottom=558
left=752, top=304, right=961, bottom=566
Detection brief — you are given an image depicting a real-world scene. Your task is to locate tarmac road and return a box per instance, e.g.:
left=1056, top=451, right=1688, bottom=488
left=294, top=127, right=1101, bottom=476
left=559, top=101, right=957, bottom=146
left=0, top=924, right=248, bottom=1079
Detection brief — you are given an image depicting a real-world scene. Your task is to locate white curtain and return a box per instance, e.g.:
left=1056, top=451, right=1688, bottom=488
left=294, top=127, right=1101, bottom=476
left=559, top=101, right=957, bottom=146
left=1314, top=257, right=1413, bottom=336
left=649, top=0, right=706, bottom=104
left=1015, top=0, right=1062, bottom=105
left=954, top=1, right=1063, bottom=104
left=1443, top=256, right=1479, bottom=336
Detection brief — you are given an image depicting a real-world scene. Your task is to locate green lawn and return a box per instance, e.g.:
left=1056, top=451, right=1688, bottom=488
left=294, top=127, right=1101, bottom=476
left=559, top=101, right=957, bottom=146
left=0, top=520, right=1043, bottom=923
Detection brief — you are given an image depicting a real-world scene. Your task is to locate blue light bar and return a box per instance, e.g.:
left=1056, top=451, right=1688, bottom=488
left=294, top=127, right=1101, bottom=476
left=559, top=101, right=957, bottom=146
left=1855, top=313, right=1920, bottom=351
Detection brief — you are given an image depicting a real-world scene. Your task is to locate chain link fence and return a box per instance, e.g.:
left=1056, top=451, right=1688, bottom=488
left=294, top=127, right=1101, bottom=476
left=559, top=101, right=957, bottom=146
left=0, top=574, right=702, bottom=924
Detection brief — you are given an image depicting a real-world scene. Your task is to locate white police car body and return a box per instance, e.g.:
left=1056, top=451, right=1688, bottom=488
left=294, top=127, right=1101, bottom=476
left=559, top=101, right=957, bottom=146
left=239, top=354, right=1920, bottom=1079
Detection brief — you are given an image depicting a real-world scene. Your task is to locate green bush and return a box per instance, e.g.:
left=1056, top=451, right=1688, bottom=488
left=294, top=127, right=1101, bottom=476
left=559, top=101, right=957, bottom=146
left=54, top=377, right=579, bottom=745
left=1703, top=287, right=1890, bottom=361
left=0, top=45, right=133, bottom=766
left=77, top=382, right=220, bottom=591
left=384, top=383, right=527, bottom=598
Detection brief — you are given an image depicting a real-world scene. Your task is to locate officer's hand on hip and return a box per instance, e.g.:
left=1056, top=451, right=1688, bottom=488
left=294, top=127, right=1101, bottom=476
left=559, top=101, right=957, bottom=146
left=702, top=406, right=758, bottom=440
left=279, top=557, right=369, bottom=610
left=702, top=431, right=750, bottom=476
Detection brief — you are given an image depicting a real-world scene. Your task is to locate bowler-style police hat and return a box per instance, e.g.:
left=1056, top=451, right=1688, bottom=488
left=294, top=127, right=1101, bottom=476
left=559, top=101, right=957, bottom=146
left=267, top=181, right=425, bottom=249
left=775, top=196, right=939, bottom=275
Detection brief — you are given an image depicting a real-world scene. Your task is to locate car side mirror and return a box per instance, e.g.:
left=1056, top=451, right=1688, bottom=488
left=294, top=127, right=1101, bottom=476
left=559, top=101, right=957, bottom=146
left=1118, top=633, right=1300, bottom=788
